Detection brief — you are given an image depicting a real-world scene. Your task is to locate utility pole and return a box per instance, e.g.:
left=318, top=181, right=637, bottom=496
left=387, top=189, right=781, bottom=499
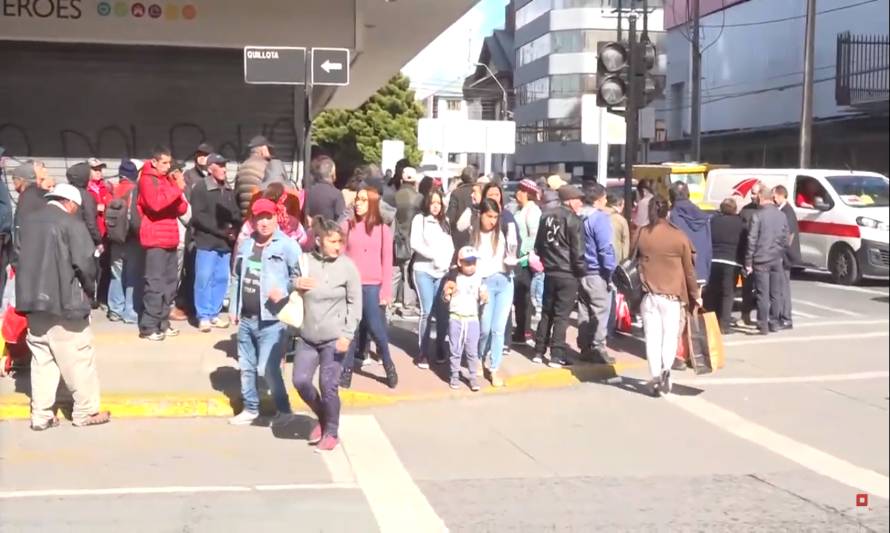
left=623, top=14, right=640, bottom=223
left=799, top=0, right=816, bottom=168
left=690, top=0, right=702, bottom=161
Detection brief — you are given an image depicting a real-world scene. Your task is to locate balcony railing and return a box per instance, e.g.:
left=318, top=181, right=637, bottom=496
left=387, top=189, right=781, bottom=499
left=836, top=31, right=889, bottom=107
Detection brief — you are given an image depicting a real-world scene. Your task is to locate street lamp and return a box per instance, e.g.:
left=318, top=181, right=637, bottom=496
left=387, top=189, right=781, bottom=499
left=473, top=62, right=510, bottom=178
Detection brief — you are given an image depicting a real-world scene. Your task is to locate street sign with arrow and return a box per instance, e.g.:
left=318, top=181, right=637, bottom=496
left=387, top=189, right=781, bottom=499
left=311, top=47, right=350, bottom=86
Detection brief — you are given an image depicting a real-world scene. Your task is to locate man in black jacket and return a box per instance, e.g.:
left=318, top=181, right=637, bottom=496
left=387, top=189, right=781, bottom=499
left=65, top=162, right=102, bottom=248
left=184, top=142, right=213, bottom=198
left=739, top=181, right=763, bottom=325
left=533, top=185, right=586, bottom=367
left=16, top=183, right=110, bottom=430
left=447, top=166, right=479, bottom=250
left=773, top=185, right=800, bottom=329
left=745, top=187, right=789, bottom=335
left=190, top=153, right=241, bottom=332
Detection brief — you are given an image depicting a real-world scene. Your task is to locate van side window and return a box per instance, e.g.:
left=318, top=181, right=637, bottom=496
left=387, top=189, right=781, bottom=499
left=795, top=176, right=831, bottom=209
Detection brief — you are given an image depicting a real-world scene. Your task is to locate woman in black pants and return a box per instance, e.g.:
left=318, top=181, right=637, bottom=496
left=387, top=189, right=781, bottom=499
left=707, top=198, right=746, bottom=334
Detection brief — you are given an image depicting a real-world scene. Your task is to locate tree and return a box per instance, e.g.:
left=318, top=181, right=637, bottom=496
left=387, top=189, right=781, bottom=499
left=313, top=73, right=425, bottom=177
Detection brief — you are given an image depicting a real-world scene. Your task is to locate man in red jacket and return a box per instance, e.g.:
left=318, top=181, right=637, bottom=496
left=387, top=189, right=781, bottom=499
left=138, top=146, right=188, bottom=341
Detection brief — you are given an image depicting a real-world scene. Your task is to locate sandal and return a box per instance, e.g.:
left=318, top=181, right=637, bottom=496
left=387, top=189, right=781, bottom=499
left=73, top=411, right=111, bottom=427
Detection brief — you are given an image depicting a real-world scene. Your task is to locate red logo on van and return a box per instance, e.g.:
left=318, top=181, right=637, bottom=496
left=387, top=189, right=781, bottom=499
left=732, top=178, right=760, bottom=200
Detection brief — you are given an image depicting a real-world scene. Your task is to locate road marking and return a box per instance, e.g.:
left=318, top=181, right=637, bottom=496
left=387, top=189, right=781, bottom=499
left=789, top=319, right=889, bottom=328
left=725, top=331, right=888, bottom=347
left=0, top=483, right=359, bottom=500
left=816, top=282, right=890, bottom=296
left=667, top=395, right=889, bottom=500
left=793, top=298, right=863, bottom=317
left=339, top=415, right=447, bottom=533
left=677, top=371, right=890, bottom=386
left=791, top=309, right=820, bottom=319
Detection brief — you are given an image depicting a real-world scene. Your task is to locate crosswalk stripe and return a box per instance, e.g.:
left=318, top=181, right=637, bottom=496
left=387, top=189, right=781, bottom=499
left=793, top=298, right=863, bottom=317
left=725, top=331, right=888, bottom=347
left=815, top=282, right=889, bottom=296
left=667, top=395, right=889, bottom=500
left=338, top=415, right=447, bottom=532
left=791, top=309, right=820, bottom=319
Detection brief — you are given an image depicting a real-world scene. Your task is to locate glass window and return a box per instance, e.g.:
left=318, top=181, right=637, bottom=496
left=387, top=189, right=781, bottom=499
left=550, top=74, right=597, bottom=98
left=551, top=30, right=598, bottom=54
left=519, top=77, right=550, bottom=105
left=517, top=33, right=551, bottom=66
left=546, top=117, right=582, bottom=142
left=554, top=0, right=610, bottom=7
left=826, top=175, right=890, bottom=208
left=516, top=0, right=551, bottom=30
left=446, top=99, right=462, bottom=111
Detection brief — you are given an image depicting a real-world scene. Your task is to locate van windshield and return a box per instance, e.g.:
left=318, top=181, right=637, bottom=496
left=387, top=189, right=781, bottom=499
left=672, top=172, right=706, bottom=189
left=826, top=175, right=890, bottom=208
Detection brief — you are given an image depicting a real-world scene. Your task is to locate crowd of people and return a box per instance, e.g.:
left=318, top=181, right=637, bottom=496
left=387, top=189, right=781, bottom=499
left=2, top=142, right=799, bottom=448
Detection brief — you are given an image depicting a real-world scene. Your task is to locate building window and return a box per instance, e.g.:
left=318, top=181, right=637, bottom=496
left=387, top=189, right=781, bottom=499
left=655, top=119, right=666, bottom=142
left=446, top=99, right=462, bottom=112
left=518, top=77, right=550, bottom=105
left=515, top=0, right=551, bottom=30
left=553, top=0, right=612, bottom=8
left=546, top=117, right=582, bottom=142
left=550, top=74, right=597, bottom=98
left=517, top=33, right=552, bottom=66
left=551, top=30, right=598, bottom=54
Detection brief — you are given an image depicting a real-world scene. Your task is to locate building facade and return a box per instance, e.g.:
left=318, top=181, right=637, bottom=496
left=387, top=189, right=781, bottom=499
left=511, top=0, right=665, bottom=179
left=656, top=0, right=890, bottom=174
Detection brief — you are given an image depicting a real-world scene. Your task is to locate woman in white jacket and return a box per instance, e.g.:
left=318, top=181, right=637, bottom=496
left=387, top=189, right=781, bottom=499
left=410, top=187, right=455, bottom=369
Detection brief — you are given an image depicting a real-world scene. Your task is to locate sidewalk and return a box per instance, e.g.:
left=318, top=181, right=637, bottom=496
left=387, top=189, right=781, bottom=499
left=0, top=311, right=647, bottom=420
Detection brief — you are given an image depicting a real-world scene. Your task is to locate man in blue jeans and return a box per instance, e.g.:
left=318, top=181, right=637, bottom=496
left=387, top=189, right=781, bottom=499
left=190, top=153, right=241, bottom=332
left=228, top=199, right=301, bottom=426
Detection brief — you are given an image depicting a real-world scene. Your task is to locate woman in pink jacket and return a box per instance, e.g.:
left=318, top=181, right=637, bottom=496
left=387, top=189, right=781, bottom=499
left=339, top=186, right=398, bottom=389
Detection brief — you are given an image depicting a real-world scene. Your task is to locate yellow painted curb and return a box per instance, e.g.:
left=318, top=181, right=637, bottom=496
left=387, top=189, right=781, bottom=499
left=0, top=361, right=646, bottom=421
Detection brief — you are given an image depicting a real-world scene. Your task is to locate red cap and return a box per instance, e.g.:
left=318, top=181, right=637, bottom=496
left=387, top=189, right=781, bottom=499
left=251, top=198, right=277, bottom=217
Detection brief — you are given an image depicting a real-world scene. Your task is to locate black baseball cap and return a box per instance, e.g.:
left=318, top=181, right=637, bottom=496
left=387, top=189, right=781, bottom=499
left=206, top=153, right=228, bottom=166
left=196, top=142, right=214, bottom=155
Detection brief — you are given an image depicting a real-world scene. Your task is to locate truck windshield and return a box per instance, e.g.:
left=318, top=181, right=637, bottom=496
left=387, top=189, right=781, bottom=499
left=826, top=175, right=890, bottom=208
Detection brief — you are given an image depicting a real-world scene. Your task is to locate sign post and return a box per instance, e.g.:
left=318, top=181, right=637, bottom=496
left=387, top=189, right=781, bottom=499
left=243, top=46, right=351, bottom=187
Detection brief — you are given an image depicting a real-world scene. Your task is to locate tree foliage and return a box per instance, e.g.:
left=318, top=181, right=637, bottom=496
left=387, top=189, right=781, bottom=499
left=313, top=73, right=425, bottom=176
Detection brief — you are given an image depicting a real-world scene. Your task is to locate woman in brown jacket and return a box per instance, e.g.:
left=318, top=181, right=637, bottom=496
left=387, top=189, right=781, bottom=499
left=635, top=196, right=702, bottom=397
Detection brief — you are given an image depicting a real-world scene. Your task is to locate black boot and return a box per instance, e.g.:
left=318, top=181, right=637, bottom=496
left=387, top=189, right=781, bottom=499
left=383, top=361, right=399, bottom=389
left=339, top=366, right=353, bottom=389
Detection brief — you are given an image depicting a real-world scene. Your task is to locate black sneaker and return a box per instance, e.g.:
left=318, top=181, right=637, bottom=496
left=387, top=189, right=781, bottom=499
left=671, top=359, right=687, bottom=371
left=30, top=417, right=60, bottom=432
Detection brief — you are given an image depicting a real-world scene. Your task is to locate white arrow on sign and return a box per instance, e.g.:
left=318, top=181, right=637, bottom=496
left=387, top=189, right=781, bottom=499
left=321, top=60, right=343, bottom=73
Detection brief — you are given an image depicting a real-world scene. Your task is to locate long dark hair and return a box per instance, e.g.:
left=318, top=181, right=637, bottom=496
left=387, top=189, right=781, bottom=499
left=390, top=158, right=409, bottom=190
left=349, top=186, right=383, bottom=236
left=473, top=198, right=501, bottom=251
left=648, top=196, right=670, bottom=228
left=421, top=188, right=449, bottom=234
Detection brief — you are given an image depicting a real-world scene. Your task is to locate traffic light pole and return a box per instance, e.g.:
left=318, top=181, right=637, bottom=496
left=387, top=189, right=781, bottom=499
left=622, top=15, right=639, bottom=223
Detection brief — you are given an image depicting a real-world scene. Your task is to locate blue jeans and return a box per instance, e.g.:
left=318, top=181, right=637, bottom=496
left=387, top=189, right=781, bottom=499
left=194, top=249, right=231, bottom=321
left=238, top=317, right=290, bottom=414
left=343, top=285, right=394, bottom=369
left=480, top=273, right=514, bottom=371
left=108, top=240, right=143, bottom=322
left=412, top=269, right=448, bottom=361
left=531, top=272, right=545, bottom=313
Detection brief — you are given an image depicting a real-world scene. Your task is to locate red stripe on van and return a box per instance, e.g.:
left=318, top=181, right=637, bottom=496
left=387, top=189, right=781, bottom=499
left=798, top=220, right=861, bottom=238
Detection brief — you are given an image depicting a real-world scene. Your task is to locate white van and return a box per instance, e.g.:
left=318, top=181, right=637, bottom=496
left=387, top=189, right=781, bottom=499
left=704, top=168, right=889, bottom=285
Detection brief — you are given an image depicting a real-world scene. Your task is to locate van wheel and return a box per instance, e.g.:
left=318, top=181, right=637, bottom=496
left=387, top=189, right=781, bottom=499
left=829, top=244, right=861, bottom=285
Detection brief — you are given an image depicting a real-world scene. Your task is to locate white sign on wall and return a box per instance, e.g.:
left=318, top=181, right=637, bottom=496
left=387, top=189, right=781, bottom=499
left=0, top=0, right=357, bottom=49
left=580, top=94, right=628, bottom=146
left=381, top=140, right=405, bottom=175
left=418, top=119, right=516, bottom=155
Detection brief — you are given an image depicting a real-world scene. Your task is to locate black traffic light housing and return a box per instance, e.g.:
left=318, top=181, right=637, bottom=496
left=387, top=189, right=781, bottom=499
left=596, top=41, right=629, bottom=108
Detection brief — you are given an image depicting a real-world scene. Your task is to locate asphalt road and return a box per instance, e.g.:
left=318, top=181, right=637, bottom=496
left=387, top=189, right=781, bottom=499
left=0, top=275, right=887, bottom=532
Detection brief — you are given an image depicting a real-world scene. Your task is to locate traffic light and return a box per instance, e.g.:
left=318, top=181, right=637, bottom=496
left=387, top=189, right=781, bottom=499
left=640, top=37, right=665, bottom=107
left=596, top=41, right=629, bottom=108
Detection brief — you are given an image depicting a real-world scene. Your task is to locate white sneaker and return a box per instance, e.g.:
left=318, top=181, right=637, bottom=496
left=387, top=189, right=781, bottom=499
left=211, top=316, right=231, bottom=329
left=228, top=410, right=258, bottom=426
left=270, top=412, right=294, bottom=427
left=199, top=320, right=212, bottom=333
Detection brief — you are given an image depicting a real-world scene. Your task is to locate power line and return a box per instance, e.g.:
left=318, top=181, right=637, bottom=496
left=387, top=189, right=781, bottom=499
left=699, top=0, right=877, bottom=28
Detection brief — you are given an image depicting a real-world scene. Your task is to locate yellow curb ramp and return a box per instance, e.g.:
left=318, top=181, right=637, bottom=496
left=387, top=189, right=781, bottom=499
left=0, top=360, right=644, bottom=421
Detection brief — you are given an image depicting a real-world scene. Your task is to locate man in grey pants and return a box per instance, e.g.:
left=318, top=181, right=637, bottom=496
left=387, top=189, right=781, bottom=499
left=774, top=185, right=800, bottom=329
left=577, top=184, right=617, bottom=364
left=745, top=187, right=789, bottom=335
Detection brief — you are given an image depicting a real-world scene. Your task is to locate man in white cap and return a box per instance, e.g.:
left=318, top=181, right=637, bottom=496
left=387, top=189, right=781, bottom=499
left=15, top=183, right=110, bottom=430
left=393, top=166, right=421, bottom=317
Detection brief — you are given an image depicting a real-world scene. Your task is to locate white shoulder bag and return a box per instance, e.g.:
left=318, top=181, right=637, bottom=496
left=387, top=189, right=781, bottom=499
left=276, top=253, right=309, bottom=328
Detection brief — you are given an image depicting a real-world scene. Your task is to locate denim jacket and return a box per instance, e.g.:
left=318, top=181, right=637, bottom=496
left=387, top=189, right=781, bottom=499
left=229, top=229, right=302, bottom=321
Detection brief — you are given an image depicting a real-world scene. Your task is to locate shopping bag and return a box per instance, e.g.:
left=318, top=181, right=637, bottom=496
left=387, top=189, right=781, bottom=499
left=616, top=293, right=632, bottom=333
left=686, top=311, right=713, bottom=375
left=1, top=305, right=28, bottom=345
left=702, top=311, right=726, bottom=371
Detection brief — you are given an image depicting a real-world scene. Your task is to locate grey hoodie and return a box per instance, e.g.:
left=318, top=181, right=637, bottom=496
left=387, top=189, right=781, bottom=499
left=299, top=250, right=363, bottom=344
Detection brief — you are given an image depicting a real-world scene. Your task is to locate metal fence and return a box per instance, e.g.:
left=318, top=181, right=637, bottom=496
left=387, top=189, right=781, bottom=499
left=836, top=32, right=890, bottom=106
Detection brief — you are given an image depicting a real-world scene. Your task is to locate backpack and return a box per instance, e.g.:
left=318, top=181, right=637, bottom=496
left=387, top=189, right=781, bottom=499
left=105, top=183, right=140, bottom=244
